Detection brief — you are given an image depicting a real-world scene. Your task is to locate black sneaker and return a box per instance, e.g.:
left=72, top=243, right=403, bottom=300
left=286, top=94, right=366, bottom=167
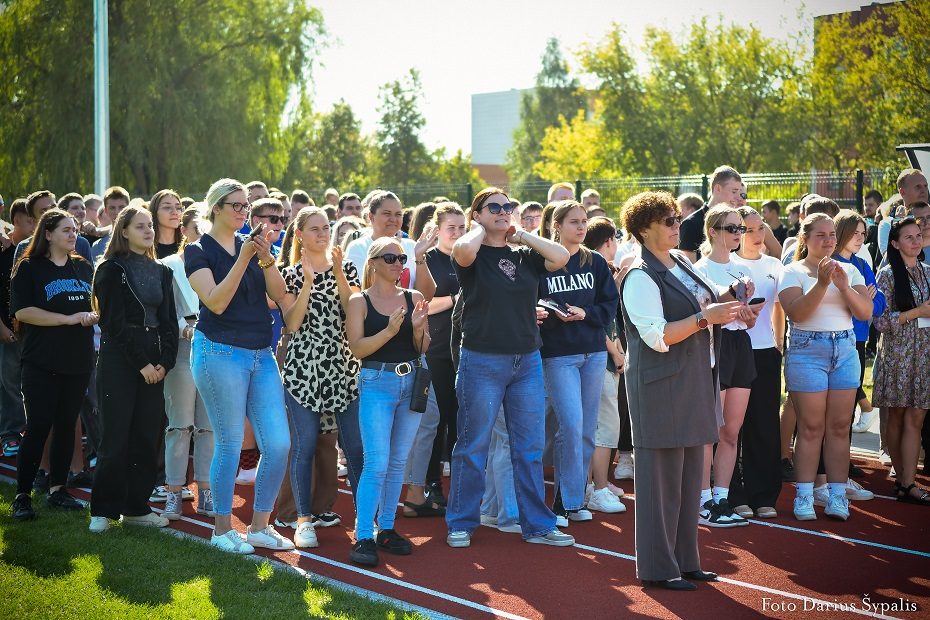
left=350, top=539, right=379, bottom=566
left=426, top=481, right=447, bottom=507
left=32, top=469, right=50, bottom=494
left=376, top=529, right=412, bottom=555
left=11, top=494, right=35, bottom=521
left=715, top=498, right=749, bottom=526
left=781, top=458, right=797, bottom=482
left=698, top=499, right=741, bottom=528
left=849, top=463, right=865, bottom=479
left=311, top=511, right=341, bottom=528
left=47, top=489, right=84, bottom=510
left=67, top=469, right=94, bottom=489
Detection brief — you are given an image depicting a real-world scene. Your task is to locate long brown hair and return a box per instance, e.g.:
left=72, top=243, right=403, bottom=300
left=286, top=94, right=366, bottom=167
left=551, top=200, right=592, bottom=268
left=103, top=205, right=156, bottom=260
left=467, top=186, right=508, bottom=227
left=13, top=209, right=84, bottom=276
left=149, top=189, right=183, bottom=247
left=794, top=213, right=834, bottom=261
left=833, top=209, right=866, bottom=256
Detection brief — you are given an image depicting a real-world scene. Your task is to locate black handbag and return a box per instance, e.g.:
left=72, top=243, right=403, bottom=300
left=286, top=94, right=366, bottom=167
left=409, top=330, right=431, bottom=413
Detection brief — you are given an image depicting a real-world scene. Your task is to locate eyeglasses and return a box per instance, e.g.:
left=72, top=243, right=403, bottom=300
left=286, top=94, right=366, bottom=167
left=714, top=224, right=748, bottom=234
left=659, top=215, right=682, bottom=227
left=378, top=253, right=408, bottom=265
left=521, top=215, right=542, bottom=223
left=480, top=202, right=517, bottom=215
left=158, top=205, right=184, bottom=213
left=222, top=201, right=250, bottom=212
left=254, top=214, right=286, bottom=224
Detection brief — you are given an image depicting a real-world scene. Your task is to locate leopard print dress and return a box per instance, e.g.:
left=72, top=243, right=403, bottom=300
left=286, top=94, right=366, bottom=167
left=282, top=262, right=360, bottom=432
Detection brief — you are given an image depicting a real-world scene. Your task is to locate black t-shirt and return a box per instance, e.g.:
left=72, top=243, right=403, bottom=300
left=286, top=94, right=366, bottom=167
left=157, top=241, right=181, bottom=259
left=0, top=244, right=16, bottom=330
left=678, top=205, right=708, bottom=253
left=10, top=257, right=95, bottom=373
left=453, top=244, right=547, bottom=355
left=772, top=224, right=788, bottom=245
left=425, top=247, right=459, bottom=358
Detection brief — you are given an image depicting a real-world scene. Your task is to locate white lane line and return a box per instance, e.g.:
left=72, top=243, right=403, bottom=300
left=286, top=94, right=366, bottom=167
left=573, top=543, right=900, bottom=620
left=743, top=517, right=930, bottom=558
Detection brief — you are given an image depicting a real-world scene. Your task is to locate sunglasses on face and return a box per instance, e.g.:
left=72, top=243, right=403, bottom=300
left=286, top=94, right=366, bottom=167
left=481, top=202, right=517, bottom=215
left=714, top=224, right=748, bottom=234
left=254, top=214, right=287, bottom=224
left=222, top=201, right=250, bottom=213
left=659, top=215, right=682, bottom=227
left=379, top=253, right=408, bottom=265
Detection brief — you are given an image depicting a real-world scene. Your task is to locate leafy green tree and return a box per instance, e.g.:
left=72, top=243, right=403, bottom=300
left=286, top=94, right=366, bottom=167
left=373, top=68, right=432, bottom=188
left=0, top=0, right=324, bottom=198
left=506, top=38, right=587, bottom=186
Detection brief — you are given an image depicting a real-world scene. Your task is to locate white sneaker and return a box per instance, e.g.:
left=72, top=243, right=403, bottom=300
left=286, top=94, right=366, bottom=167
left=585, top=482, right=594, bottom=505
left=569, top=508, right=593, bottom=521
left=89, top=516, right=112, bottom=533
left=852, top=409, right=877, bottom=433
left=479, top=514, right=498, bottom=528
left=447, top=530, right=471, bottom=548
left=442, top=461, right=451, bottom=477
left=607, top=482, right=625, bottom=497
left=247, top=525, right=295, bottom=550
left=163, top=491, right=183, bottom=521
left=588, top=487, right=627, bottom=513
left=879, top=450, right=893, bottom=465
left=181, top=487, right=195, bottom=501
left=337, top=465, right=348, bottom=478
left=793, top=495, right=817, bottom=521
left=294, top=522, right=319, bottom=548
left=274, top=518, right=298, bottom=529
left=235, top=467, right=257, bottom=486
left=614, top=454, right=634, bottom=480
left=812, top=485, right=830, bottom=507
left=212, top=529, right=255, bottom=554
left=555, top=514, right=569, bottom=528
left=149, top=485, right=168, bottom=503
left=525, top=528, right=575, bottom=546
left=497, top=522, right=522, bottom=534
left=122, top=512, right=170, bottom=528
left=824, top=494, right=850, bottom=521
left=845, top=478, right=874, bottom=501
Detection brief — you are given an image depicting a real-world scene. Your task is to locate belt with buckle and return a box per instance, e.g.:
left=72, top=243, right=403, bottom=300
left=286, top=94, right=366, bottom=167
left=361, top=360, right=419, bottom=376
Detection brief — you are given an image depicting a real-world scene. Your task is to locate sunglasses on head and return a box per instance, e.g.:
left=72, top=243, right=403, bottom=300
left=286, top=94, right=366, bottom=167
left=480, top=202, right=517, bottom=215
left=714, top=224, right=748, bottom=234
left=379, top=253, right=408, bottom=265
left=255, top=214, right=287, bottom=224
left=659, top=215, right=682, bottom=227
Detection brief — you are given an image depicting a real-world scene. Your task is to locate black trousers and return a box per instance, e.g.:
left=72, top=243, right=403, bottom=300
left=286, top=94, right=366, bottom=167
left=730, top=347, right=782, bottom=509
left=90, top=341, right=166, bottom=519
left=16, top=363, right=90, bottom=496
left=426, top=355, right=458, bottom=483
left=617, top=371, right=633, bottom=452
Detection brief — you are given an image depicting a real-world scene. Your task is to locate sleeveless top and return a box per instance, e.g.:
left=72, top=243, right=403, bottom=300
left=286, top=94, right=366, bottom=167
left=362, top=290, right=419, bottom=363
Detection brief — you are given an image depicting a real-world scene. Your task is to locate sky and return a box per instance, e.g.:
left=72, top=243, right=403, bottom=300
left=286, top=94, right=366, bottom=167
left=307, top=0, right=892, bottom=155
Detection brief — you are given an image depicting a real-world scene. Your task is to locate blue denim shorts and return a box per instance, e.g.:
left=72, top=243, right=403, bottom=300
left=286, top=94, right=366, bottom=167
left=784, top=328, right=860, bottom=393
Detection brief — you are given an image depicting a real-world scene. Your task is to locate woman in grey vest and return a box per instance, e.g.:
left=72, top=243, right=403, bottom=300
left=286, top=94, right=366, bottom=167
left=619, top=191, right=741, bottom=591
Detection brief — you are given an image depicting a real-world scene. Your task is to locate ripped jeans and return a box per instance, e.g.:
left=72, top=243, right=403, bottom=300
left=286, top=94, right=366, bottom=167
left=164, top=337, right=214, bottom=486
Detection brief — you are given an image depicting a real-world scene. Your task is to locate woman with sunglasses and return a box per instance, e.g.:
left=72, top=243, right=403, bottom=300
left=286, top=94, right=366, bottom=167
left=728, top=207, right=785, bottom=519
left=185, top=178, right=293, bottom=554
left=872, top=217, right=930, bottom=505
left=620, top=192, right=741, bottom=590
left=538, top=201, right=620, bottom=522
left=693, top=205, right=761, bottom=527
left=445, top=187, right=574, bottom=549
left=345, top=237, right=430, bottom=566
left=778, top=212, right=872, bottom=521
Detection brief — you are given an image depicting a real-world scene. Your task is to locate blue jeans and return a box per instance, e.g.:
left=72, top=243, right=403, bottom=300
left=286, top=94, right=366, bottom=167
left=544, top=351, right=608, bottom=510
left=335, top=397, right=363, bottom=502
left=190, top=332, right=290, bottom=516
left=446, top=348, right=556, bottom=539
left=283, top=391, right=321, bottom=518
left=355, top=366, right=423, bottom=540
left=785, top=328, right=859, bottom=393
left=480, top=406, right=519, bottom=528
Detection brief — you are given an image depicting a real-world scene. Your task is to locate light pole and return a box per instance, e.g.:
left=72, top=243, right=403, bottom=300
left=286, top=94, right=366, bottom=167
left=94, top=0, right=110, bottom=195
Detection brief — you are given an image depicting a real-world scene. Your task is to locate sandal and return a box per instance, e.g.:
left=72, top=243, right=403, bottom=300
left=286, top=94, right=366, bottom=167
left=895, top=482, right=930, bottom=506
left=402, top=500, right=445, bottom=518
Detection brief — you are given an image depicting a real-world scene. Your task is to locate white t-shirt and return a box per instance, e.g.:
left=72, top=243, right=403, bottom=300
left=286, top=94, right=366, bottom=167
left=777, top=260, right=865, bottom=332
left=345, top=232, right=419, bottom=288
left=694, top=256, right=748, bottom=331
left=732, top=253, right=783, bottom=349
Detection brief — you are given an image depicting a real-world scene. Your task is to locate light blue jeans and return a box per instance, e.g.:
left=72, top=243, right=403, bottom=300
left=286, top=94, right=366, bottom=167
left=480, top=406, right=519, bottom=528
left=190, top=331, right=290, bottom=516
left=543, top=351, right=608, bottom=510
left=446, top=348, right=556, bottom=539
left=355, top=365, right=423, bottom=541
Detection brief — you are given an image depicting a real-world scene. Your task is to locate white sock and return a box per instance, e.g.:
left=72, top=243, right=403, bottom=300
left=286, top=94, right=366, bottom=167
left=712, top=486, right=729, bottom=503
left=796, top=482, right=814, bottom=498
left=828, top=482, right=846, bottom=497
left=700, top=488, right=712, bottom=507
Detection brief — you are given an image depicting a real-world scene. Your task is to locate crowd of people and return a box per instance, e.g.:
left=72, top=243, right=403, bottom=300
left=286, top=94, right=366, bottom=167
left=2, top=163, right=928, bottom=591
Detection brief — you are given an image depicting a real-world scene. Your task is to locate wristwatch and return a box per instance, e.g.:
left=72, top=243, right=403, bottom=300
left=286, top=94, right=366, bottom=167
left=695, top=312, right=709, bottom=330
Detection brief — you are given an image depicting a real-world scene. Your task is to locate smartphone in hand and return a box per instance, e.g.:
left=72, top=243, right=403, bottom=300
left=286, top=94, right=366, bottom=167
left=537, top=298, right=573, bottom=318
left=249, top=222, right=266, bottom=240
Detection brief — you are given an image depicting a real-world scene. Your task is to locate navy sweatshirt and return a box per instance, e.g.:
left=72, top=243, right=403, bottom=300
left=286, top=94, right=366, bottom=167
left=538, top=250, right=619, bottom=358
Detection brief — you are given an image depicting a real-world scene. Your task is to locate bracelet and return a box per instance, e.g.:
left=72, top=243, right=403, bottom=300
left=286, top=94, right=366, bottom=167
left=258, top=257, right=275, bottom=270
left=415, top=257, right=426, bottom=265
left=515, top=230, right=525, bottom=244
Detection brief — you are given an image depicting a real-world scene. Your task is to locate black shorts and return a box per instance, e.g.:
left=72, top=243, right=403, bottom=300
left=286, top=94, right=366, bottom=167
left=718, top=329, right=757, bottom=390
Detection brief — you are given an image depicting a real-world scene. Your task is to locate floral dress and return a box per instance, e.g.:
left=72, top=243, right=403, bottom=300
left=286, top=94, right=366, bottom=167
left=281, top=262, right=360, bottom=431
left=872, top=263, right=930, bottom=409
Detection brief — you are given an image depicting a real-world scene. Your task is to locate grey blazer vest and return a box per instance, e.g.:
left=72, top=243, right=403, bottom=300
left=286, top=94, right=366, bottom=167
left=620, top=247, right=723, bottom=449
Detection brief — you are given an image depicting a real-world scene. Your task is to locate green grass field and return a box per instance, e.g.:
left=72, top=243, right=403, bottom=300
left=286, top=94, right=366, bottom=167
left=0, top=485, right=424, bottom=620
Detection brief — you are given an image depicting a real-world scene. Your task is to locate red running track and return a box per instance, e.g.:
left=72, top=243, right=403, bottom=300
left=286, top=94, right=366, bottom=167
left=4, top=455, right=928, bottom=619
